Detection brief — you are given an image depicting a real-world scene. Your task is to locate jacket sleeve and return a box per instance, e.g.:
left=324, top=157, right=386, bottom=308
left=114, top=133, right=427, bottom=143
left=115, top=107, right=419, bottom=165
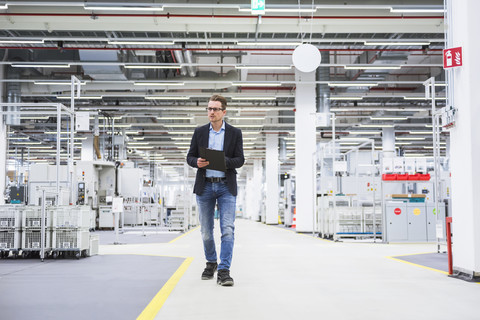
left=186, top=129, right=199, bottom=168
left=225, top=129, right=245, bottom=169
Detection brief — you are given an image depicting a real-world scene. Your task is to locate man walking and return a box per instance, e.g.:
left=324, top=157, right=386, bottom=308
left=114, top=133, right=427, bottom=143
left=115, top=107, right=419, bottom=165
left=187, top=94, right=244, bottom=286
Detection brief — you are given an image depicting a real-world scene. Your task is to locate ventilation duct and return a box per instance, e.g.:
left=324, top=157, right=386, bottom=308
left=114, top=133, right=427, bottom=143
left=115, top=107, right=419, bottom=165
left=173, top=51, right=188, bottom=76
left=79, top=50, right=127, bottom=81
left=6, top=66, right=21, bottom=125
left=183, top=50, right=197, bottom=77
left=316, top=51, right=330, bottom=125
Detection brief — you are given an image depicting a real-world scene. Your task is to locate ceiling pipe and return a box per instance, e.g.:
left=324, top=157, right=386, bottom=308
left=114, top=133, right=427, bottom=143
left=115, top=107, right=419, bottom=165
left=0, top=46, right=444, bottom=53
left=0, top=13, right=444, bottom=19
left=183, top=50, right=197, bottom=77
left=173, top=50, right=188, bottom=76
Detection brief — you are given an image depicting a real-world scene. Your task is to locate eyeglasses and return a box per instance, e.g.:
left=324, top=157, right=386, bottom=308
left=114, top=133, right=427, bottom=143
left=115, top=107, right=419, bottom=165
left=206, top=107, right=225, bottom=112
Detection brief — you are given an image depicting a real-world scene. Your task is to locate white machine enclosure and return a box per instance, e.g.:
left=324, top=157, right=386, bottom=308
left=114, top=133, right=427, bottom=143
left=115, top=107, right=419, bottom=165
left=385, top=201, right=446, bottom=242
left=28, top=164, right=71, bottom=206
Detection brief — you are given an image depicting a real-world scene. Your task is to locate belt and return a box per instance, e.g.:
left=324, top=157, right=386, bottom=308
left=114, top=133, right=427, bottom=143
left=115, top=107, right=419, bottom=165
left=205, top=177, right=226, bottom=183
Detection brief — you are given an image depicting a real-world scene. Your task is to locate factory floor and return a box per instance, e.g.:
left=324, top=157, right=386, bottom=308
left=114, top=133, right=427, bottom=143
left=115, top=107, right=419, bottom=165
left=105, top=219, right=479, bottom=320
left=2, top=219, right=479, bottom=320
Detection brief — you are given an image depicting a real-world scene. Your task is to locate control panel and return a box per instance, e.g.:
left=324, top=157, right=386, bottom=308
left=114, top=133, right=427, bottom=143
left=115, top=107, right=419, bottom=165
left=77, top=182, right=85, bottom=205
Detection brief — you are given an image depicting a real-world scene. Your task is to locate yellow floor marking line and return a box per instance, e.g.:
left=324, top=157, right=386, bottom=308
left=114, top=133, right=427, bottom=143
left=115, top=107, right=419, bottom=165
left=389, top=251, right=439, bottom=258
left=137, top=257, right=194, bottom=320
left=168, top=226, right=200, bottom=244
left=386, top=255, right=449, bottom=275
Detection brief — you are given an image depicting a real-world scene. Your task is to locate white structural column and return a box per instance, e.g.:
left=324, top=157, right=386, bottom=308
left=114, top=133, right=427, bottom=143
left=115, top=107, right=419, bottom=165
left=294, top=70, right=317, bottom=232
left=247, top=159, right=263, bottom=221
left=382, top=127, right=395, bottom=158
left=449, top=0, right=480, bottom=280
left=244, top=167, right=254, bottom=220
left=265, top=134, right=279, bottom=224
left=0, top=65, right=6, bottom=204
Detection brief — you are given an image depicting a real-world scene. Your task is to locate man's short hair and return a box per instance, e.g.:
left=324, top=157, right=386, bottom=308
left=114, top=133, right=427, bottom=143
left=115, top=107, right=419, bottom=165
left=209, top=94, right=227, bottom=109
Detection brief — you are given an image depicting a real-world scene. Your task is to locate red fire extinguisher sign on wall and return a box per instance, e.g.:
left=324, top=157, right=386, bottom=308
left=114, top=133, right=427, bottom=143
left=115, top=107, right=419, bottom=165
left=443, top=47, right=463, bottom=69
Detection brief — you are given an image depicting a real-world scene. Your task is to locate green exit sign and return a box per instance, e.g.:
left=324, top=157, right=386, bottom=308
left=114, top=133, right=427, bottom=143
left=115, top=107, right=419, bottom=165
left=251, top=0, right=265, bottom=14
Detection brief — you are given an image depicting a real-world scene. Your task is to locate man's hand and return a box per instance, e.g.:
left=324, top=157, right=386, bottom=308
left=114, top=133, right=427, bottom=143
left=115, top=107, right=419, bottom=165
left=197, top=158, right=210, bottom=168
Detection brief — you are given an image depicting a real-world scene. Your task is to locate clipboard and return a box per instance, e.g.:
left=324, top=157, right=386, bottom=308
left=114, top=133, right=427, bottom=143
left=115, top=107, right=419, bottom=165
left=199, top=147, right=227, bottom=172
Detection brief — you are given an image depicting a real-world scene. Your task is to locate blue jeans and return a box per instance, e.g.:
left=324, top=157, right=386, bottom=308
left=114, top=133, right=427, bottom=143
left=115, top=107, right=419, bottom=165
left=196, top=181, right=236, bottom=270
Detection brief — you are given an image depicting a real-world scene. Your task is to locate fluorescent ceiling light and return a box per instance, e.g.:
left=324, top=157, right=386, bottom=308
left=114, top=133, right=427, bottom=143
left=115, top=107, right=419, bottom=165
left=364, top=41, right=431, bottom=46
left=339, top=142, right=360, bottom=145
left=84, top=5, right=164, bottom=11
left=348, top=131, right=381, bottom=135
left=0, top=39, right=44, bottom=44
left=167, top=132, right=192, bottom=135
left=10, top=142, right=42, bottom=145
left=358, top=124, right=394, bottom=128
left=231, top=82, right=282, bottom=87
left=403, top=96, right=447, bottom=100
left=231, top=97, right=276, bottom=100
left=35, top=81, right=86, bottom=85
left=0, top=4, right=8, bottom=9
left=128, top=142, right=149, bottom=145
left=133, top=137, right=144, bottom=140
left=157, top=117, right=194, bottom=120
left=45, top=131, right=72, bottom=134
left=344, top=65, right=402, bottom=70
left=396, top=137, right=426, bottom=140
left=57, top=96, right=102, bottom=99
left=339, top=138, right=370, bottom=141
left=395, top=142, right=412, bottom=145
left=145, top=96, right=190, bottom=100
left=19, top=116, right=49, bottom=120
left=174, top=142, right=191, bottom=145
left=328, top=82, right=378, bottom=87
left=404, top=153, right=427, bottom=157
left=164, top=124, right=197, bottom=128
left=329, top=97, right=363, bottom=101
left=390, top=7, right=444, bottom=13
left=237, top=41, right=303, bottom=46
left=125, top=65, right=181, bottom=69
left=424, top=124, right=442, bottom=128
left=228, top=117, right=266, bottom=120
left=109, top=40, right=174, bottom=45
left=423, top=146, right=446, bottom=149
left=235, top=65, right=292, bottom=70
left=170, top=137, right=192, bottom=140
left=370, top=117, right=408, bottom=120
left=238, top=8, right=316, bottom=13
left=409, top=131, right=432, bottom=135
left=134, top=82, right=184, bottom=86
left=12, top=64, right=71, bottom=68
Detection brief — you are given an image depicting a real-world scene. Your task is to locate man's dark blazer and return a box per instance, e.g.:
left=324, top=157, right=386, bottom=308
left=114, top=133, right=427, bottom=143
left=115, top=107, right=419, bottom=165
left=187, top=122, right=244, bottom=196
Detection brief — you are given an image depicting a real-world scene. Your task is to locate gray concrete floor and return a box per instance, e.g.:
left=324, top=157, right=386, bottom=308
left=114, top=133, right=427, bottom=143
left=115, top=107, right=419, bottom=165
left=394, top=252, right=449, bottom=273
left=97, top=227, right=181, bottom=245
left=100, top=219, right=480, bottom=320
left=0, top=255, right=184, bottom=320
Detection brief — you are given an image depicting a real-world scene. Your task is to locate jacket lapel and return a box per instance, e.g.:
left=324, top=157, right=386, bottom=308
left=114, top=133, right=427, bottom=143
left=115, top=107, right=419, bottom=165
left=224, top=122, right=232, bottom=155
left=202, top=123, right=210, bottom=148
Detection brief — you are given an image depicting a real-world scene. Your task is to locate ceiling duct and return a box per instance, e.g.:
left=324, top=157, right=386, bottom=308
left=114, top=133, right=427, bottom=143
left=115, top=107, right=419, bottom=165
left=183, top=51, right=197, bottom=78
left=79, top=50, right=127, bottom=81
left=173, top=51, right=188, bottom=76
left=6, top=66, right=21, bottom=125
left=316, top=51, right=330, bottom=114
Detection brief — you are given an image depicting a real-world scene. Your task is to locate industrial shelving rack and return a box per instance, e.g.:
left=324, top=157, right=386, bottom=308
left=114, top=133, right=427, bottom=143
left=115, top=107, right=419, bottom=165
left=0, top=206, right=22, bottom=258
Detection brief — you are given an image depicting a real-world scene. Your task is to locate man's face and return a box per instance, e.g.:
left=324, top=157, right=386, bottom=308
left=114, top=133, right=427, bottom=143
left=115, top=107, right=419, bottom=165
left=207, top=100, right=226, bottom=123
